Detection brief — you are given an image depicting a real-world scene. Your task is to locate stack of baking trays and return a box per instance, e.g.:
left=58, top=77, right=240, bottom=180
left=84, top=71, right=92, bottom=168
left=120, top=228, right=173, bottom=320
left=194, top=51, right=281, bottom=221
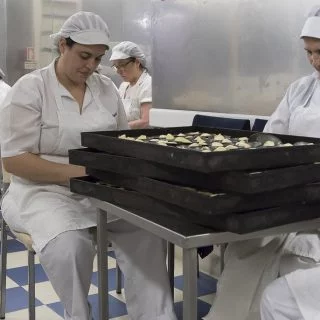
left=69, top=126, right=320, bottom=234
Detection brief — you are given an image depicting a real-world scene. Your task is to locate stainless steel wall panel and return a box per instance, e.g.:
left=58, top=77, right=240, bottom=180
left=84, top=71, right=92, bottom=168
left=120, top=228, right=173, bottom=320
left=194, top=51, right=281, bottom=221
left=0, top=0, right=7, bottom=77
left=151, top=0, right=320, bottom=115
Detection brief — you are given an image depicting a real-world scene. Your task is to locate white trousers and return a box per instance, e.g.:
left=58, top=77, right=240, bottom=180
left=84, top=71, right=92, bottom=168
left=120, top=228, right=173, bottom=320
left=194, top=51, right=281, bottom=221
left=260, top=255, right=319, bottom=320
left=38, top=221, right=177, bottom=320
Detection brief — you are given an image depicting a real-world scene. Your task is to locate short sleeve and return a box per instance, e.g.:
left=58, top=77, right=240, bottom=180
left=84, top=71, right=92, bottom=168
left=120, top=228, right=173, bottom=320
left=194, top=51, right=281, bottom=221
left=138, top=76, right=152, bottom=104
left=0, top=75, right=42, bottom=157
left=112, top=83, right=129, bottom=130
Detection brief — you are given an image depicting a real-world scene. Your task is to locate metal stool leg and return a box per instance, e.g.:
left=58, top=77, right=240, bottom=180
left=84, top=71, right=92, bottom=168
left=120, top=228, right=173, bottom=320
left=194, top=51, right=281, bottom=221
left=0, top=218, right=7, bottom=319
left=28, top=250, right=35, bottom=320
left=220, top=243, right=227, bottom=274
left=167, top=242, right=175, bottom=298
left=116, top=262, right=122, bottom=294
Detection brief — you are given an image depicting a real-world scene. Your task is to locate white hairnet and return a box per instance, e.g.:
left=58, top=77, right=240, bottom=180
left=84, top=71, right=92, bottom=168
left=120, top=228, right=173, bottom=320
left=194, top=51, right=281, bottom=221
left=301, top=6, right=320, bottom=39
left=50, top=11, right=110, bottom=47
left=110, top=41, right=147, bottom=67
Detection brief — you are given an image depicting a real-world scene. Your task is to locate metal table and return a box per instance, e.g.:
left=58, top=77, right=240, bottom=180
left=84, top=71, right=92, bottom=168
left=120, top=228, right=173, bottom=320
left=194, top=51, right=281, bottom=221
left=92, top=198, right=320, bottom=320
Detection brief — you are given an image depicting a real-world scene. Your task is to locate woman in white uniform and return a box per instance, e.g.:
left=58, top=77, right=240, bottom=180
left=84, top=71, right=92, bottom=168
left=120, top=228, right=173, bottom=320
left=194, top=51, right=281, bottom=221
left=204, top=6, right=320, bottom=320
left=260, top=7, right=320, bottom=320
left=0, top=11, right=176, bottom=320
left=110, top=41, right=152, bottom=128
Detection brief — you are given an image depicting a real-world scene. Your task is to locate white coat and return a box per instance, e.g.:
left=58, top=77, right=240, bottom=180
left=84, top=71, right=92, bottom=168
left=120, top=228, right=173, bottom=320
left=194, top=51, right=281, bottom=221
left=204, top=72, right=320, bottom=320
left=118, top=70, right=152, bottom=121
left=0, top=60, right=129, bottom=253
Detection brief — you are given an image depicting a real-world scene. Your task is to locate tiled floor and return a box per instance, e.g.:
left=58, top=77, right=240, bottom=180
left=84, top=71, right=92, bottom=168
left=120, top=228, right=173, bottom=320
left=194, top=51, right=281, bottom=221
left=2, top=237, right=217, bottom=319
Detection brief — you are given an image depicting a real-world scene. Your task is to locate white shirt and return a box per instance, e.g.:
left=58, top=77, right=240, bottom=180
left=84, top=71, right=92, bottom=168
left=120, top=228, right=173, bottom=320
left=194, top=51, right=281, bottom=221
left=118, top=70, right=152, bottom=121
left=264, top=72, right=320, bottom=262
left=0, top=60, right=129, bottom=252
left=264, top=71, right=320, bottom=137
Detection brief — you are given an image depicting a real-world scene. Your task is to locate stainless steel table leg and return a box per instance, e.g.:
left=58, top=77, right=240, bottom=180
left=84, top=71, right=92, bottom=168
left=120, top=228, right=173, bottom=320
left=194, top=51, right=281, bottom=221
left=167, top=242, right=175, bottom=298
left=183, top=248, right=198, bottom=320
left=97, top=209, right=108, bottom=320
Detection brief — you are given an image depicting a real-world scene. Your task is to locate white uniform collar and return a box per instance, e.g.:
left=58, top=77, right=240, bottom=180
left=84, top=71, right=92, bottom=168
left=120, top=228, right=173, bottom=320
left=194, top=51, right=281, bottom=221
left=48, top=59, right=100, bottom=96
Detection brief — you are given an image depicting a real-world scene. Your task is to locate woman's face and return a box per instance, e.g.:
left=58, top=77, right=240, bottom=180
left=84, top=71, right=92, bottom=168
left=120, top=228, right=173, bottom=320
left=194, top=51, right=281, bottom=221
left=304, top=37, right=320, bottom=72
left=58, top=39, right=107, bottom=84
left=112, top=58, right=142, bottom=82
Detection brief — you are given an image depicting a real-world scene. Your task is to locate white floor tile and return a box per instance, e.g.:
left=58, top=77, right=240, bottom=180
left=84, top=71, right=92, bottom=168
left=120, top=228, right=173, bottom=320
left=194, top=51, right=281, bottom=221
left=198, top=293, right=215, bottom=305
left=22, top=281, right=59, bottom=305
left=173, top=288, right=183, bottom=303
left=109, top=289, right=126, bottom=303
left=174, top=258, right=183, bottom=276
left=89, top=283, right=98, bottom=295
left=111, top=316, right=129, bottom=320
left=6, top=276, right=19, bottom=289
left=7, top=251, right=29, bottom=269
left=93, top=255, right=117, bottom=272
left=5, top=305, right=63, bottom=320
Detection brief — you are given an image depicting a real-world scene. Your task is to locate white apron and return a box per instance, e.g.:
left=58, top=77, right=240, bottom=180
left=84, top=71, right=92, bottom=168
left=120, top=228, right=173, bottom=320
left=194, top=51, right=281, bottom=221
left=2, top=72, right=119, bottom=253
left=203, top=235, right=291, bottom=320
left=121, top=84, right=141, bottom=122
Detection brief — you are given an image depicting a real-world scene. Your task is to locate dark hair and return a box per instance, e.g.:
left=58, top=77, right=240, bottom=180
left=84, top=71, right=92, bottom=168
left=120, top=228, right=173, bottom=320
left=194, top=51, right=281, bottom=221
left=65, top=37, right=76, bottom=48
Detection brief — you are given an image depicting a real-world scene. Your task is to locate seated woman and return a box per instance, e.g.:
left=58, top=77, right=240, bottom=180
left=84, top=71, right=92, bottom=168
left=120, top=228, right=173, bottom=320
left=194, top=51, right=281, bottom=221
left=0, top=11, right=176, bottom=320
left=110, top=41, right=152, bottom=128
left=204, top=6, right=320, bottom=320
left=260, top=7, right=320, bottom=320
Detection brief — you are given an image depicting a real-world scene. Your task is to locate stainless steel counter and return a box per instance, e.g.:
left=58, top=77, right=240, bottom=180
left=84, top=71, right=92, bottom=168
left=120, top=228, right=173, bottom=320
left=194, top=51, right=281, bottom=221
left=92, top=199, right=320, bottom=320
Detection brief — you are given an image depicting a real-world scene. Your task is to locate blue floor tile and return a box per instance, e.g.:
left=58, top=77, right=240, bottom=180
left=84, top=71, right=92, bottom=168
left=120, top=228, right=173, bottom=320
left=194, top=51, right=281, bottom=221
left=6, top=239, right=28, bottom=253
left=48, top=294, right=128, bottom=319
left=108, top=251, right=116, bottom=259
left=91, top=268, right=124, bottom=291
left=174, top=272, right=217, bottom=296
left=88, top=293, right=128, bottom=319
left=5, top=287, right=42, bottom=312
left=174, top=299, right=211, bottom=320
left=7, top=264, right=49, bottom=286
left=47, top=301, right=64, bottom=317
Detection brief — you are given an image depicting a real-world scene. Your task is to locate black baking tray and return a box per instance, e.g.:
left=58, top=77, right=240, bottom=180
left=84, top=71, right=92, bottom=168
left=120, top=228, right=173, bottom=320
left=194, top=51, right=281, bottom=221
left=70, top=176, right=320, bottom=234
left=84, top=169, right=320, bottom=215
left=196, top=203, right=320, bottom=234
left=80, top=126, right=320, bottom=173
left=69, top=148, right=320, bottom=193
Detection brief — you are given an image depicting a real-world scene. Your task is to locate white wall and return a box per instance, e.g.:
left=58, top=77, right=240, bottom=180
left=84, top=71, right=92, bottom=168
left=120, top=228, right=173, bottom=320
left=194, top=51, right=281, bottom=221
left=150, top=108, right=269, bottom=128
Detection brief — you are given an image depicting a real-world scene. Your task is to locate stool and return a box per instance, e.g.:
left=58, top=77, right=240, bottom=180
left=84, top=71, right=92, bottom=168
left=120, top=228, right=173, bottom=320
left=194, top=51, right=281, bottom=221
left=0, top=218, right=35, bottom=320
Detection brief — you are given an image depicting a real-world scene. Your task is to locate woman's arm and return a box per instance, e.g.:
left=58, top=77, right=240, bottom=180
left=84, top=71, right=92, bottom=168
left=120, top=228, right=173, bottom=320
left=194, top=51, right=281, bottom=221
left=129, top=102, right=152, bottom=129
left=3, top=153, right=85, bottom=185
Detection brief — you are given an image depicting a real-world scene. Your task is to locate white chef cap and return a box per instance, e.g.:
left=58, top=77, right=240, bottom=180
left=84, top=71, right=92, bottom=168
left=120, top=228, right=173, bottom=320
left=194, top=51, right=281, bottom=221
left=50, top=11, right=110, bottom=48
left=300, top=6, right=320, bottom=39
left=0, top=68, right=5, bottom=79
left=110, top=41, right=147, bottom=67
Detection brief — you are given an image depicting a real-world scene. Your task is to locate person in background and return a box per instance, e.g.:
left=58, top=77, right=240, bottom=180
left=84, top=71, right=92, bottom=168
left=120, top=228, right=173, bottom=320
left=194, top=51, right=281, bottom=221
left=110, top=41, right=152, bottom=128
left=204, top=6, right=320, bottom=320
left=0, top=68, right=10, bottom=106
left=0, top=11, right=176, bottom=320
left=259, top=6, right=320, bottom=320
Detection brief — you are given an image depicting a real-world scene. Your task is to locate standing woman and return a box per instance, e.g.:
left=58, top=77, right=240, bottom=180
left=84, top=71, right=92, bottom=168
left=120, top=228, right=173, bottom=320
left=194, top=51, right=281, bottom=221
left=110, top=41, right=152, bottom=128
